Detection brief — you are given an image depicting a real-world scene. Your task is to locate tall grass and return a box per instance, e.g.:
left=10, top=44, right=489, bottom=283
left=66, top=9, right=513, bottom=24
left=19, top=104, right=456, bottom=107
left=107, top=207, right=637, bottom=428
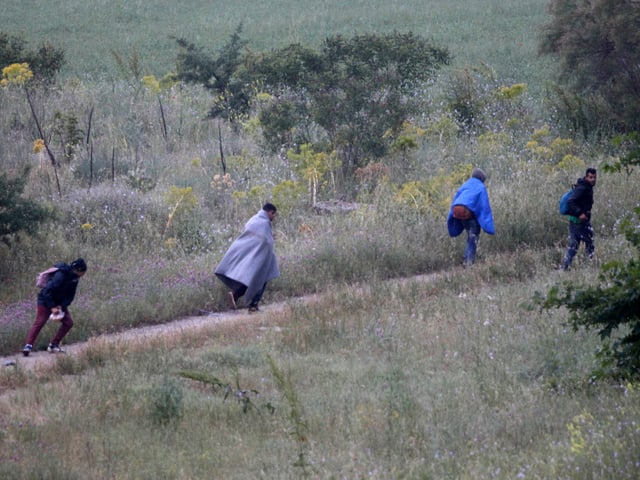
left=1, top=2, right=639, bottom=475
left=1, top=65, right=638, bottom=355
left=1, top=254, right=638, bottom=478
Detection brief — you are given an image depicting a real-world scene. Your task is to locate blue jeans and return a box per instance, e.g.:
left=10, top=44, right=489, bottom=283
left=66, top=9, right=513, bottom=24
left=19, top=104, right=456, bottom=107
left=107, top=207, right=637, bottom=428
left=462, top=218, right=481, bottom=265
left=563, top=221, right=594, bottom=269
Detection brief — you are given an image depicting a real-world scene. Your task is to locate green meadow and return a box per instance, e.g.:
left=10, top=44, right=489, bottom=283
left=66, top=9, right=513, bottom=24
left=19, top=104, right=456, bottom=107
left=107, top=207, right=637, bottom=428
left=3, top=0, right=553, bottom=91
left=1, top=0, right=639, bottom=478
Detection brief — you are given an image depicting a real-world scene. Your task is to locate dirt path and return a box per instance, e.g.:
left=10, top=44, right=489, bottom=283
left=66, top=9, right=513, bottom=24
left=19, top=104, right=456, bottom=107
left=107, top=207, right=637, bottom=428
left=1, top=272, right=443, bottom=374
left=0, top=302, right=289, bottom=373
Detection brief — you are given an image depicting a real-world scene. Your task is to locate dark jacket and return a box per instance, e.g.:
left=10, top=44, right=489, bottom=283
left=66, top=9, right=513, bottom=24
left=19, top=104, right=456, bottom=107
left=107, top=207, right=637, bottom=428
left=567, top=177, right=594, bottom=221
left=37, top=262, right=81, bottom=309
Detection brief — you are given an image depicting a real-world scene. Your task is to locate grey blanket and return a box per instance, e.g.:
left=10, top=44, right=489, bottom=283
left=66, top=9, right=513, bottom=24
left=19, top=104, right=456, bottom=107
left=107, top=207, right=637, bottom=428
left=215, top=209, right=280, bottom=303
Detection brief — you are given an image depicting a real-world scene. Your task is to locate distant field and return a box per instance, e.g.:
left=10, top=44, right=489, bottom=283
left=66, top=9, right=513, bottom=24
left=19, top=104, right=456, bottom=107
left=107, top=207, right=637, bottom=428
left=2, top=0, right=553, bottom=91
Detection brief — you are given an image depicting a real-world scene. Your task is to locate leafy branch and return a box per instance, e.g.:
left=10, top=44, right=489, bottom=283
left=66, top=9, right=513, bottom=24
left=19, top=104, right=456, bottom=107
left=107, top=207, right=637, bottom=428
left=536, top=209, right=640, bottom=379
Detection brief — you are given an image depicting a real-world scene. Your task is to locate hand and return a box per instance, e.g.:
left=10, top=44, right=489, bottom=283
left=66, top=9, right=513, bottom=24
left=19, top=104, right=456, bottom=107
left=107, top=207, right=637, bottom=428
left=579, top=213, right=587, bottom=222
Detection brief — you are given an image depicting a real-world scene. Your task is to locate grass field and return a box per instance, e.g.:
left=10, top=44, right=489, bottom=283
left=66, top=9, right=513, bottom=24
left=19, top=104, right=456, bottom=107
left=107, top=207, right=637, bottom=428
left=2, top=0, right=640, bottom=477
left=3, top=0, right=553, bottom=92
left=2, top=253, right=639, bottom=478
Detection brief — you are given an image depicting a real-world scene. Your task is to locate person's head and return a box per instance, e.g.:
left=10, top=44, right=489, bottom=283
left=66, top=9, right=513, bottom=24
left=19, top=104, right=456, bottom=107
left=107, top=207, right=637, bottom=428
left=70, top=258, right=87, bottom=277
left=585, top=167, right=597, bottom=186
left=263, top=203, right=277, bottom=221
left=472, top=167, right=487, bottom=183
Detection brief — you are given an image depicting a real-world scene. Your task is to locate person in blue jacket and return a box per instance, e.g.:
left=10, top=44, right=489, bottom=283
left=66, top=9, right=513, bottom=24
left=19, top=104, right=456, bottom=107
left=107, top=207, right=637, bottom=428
left=447, top=168, right=495, bottom=266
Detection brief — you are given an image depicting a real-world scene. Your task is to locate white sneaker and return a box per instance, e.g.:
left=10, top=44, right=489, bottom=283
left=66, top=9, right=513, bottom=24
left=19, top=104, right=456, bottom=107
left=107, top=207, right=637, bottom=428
left=47, top=343, right=65, bottom=353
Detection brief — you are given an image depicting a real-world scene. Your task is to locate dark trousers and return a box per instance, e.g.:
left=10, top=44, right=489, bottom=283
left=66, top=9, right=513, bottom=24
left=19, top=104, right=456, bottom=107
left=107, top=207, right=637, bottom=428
left=25, top=305, right=74, bottom=346
left=563, top=221, right=594, bottom=269
left=216, top=274, right=267, bottom=306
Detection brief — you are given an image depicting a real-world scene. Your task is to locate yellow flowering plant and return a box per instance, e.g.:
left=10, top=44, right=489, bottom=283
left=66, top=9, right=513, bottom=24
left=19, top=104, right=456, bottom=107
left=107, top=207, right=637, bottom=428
left=1, top=63, right=33, bottom=87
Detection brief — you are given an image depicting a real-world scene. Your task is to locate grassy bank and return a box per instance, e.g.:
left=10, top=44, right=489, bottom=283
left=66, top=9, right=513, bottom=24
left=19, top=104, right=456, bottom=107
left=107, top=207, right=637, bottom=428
left=1, top=248, right=638, bottom=478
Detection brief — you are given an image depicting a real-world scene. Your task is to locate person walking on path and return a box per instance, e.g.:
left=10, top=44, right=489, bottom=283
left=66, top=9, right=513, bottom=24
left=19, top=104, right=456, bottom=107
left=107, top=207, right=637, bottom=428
left=562, top=168, right=597, bottom=270
left=447, top=168, right=495, bottom=266
left=22, top=258, right=87, bottom=356
left=215, top=203, right=280, bottom=312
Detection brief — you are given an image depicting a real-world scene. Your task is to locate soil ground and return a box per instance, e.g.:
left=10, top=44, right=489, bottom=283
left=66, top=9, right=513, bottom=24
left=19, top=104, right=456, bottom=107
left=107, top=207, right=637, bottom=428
left=0, top=303, right=287, bottom=374
left=0, top=272, right=442, bottom=375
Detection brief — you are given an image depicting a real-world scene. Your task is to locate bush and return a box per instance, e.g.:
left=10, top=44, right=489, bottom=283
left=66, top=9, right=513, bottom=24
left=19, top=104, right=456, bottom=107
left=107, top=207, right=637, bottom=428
left=0, top=31, right=64, bottom=83
left=0, top=167, right=52, bottom=246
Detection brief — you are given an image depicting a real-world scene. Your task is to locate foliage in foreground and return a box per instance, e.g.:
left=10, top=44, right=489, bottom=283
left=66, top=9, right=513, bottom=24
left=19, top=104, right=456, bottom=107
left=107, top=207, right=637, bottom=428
left=539, top=213, right=640, bottom=378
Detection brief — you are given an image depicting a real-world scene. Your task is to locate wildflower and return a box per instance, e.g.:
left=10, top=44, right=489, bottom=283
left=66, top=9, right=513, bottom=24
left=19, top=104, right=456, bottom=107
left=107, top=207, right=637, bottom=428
left=142, top=75, right=161, bottom=93
left=33, top=139, right=45, bottom=154
left=1, top=63, right=33, bottom=87
left=81, top=223, right=94, bottom=230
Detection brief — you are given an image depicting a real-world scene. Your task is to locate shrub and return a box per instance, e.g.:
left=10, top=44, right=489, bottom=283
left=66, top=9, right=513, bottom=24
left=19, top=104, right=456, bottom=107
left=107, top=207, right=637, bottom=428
left=150, top=376, right=184, bottom=426
left=0, top=31, right=64, bottom=83
left=537, top=213, right=640, bottom=378
left=0, top=167, right=52, bottom=246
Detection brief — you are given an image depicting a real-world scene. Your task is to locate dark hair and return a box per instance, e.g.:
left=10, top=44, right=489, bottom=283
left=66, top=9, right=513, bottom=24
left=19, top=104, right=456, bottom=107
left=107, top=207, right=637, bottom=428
left=70, top=258, right=87, bottom=272
left=586, top=167, right=597, bottom=176
left=471, top=167, right=487, bottom=183
left=262, top=203, right=277, bottom=213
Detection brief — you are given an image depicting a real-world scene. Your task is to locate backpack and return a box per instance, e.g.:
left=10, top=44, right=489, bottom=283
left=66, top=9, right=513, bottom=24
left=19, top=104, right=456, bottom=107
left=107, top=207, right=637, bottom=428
left=36, top=267, right=59, bottom=288
left=452, top=204, right=473, bottom=220
left=559, top=188, right=574, bottom=215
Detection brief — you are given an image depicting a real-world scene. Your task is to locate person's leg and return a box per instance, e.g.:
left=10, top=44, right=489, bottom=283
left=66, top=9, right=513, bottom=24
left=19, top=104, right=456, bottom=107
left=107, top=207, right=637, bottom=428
left=216, top=274, right=247, bottom=308
left=25, top=305, right=51, bottom=346
left=249, top=283, right=267, bottom=310
left=582, top=222, right=595, bottom=259
left=50, top=310, right=74, bottom=345
left=463, top=218, right=480, bottom=266
left=562, top=222, right=580, bottom=270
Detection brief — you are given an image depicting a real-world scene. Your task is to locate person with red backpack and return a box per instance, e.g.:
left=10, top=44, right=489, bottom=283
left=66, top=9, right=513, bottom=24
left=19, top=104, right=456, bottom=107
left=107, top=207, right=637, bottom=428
left=22, top=258, right=87, bottom=356
left=447, top=168, right=495, bottom=266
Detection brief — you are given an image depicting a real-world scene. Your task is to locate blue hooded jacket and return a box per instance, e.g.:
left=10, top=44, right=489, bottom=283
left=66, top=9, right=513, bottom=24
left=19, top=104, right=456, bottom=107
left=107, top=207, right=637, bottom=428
left=447, top=177, right=495, bottom=237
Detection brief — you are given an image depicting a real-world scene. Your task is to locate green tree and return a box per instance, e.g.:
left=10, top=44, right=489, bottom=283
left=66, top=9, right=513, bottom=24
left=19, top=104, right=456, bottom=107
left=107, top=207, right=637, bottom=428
left=538, top=0, right=640, bottom=135
left=537, top=137, right=640, bottom=379
left=0, top=168, right=52, bottom=246
left=252, top=32, right=450, bottom=179
left=174, top=23, right=249, bottom=122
